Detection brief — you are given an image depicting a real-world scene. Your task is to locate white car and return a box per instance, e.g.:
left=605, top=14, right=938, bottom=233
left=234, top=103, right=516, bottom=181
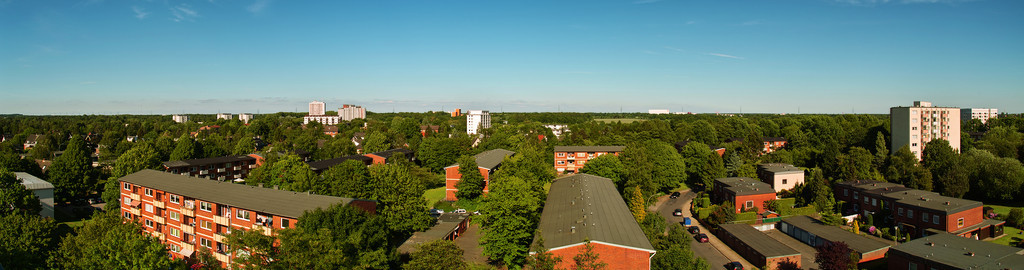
left=454, top=209, right=467, bottom=214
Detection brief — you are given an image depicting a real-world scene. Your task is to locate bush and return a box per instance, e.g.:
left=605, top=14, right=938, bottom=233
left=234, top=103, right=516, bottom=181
left=789, top=206, right=817, bottom=216
left=735, top=212, right=757, bottom=222
left=1007, top=208, right=1024, bottom=229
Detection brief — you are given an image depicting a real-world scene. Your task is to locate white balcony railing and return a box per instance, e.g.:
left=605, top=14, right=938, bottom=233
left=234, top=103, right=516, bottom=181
left=217, top=168, right=226, bottom=173
left=153, top=200, right=165, bottom=208
left=213, top=215, right=230, bottom=226
left=199, top=170, right=209, bottom=175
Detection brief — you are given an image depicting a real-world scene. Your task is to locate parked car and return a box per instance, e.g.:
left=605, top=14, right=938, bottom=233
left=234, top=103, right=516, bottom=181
left=673, top=209, right=683, bottom=216
left=682, top=217, right=692, bottom=226
left=670, top=192, right=681, bottom=199
left=429, top=208, right=444, bottom=215
left=726, top=261, right=744, bottom=270
left=454, top=209, right=467, bottom=214
left=696, top=233, right=709, bottom=243
left=688, top=226, right=700, bottom=234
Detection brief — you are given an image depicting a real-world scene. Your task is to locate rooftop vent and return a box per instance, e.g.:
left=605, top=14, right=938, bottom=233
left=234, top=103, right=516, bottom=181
left=571, top=226, right=576, bottom=234
left=966, top=252, right=975, bottom=257
left=927, top=242, right=934, bottom=246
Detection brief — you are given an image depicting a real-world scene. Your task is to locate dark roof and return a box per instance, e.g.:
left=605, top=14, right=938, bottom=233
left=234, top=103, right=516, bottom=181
left=163, top=155, right=258, bottom=168
left=762, top=137, right=787, bottom=142
left=719, top=224, right=800, bottom=258
left=781, top=216, right=890, bottom=254
left=367, top=148, right=414, bottom=160
left=120, top=170, right=369, bottom=218
left=25, top=134, right=44, bottom=143
left=533, top=174, right=655, bottom=252
left=757, top=163, right=802, bottom=174
left=836, top=179, right=903, bottom=192
left=398, top=213, right=471, bottom=254
left=324, top=126, right=339, bottom=132
left=553, top=146, right=625, bottom=153
left=447, top=149, right=515, bottom=170
left=890, top=233, right=1024, bottom=269
left=716, top=177, right=775, bottom=196
left=840, top=180, right=983, bottom=214
left=307, top=155, right=373, bottom=172
left=894, top=193, right=982, bottom=214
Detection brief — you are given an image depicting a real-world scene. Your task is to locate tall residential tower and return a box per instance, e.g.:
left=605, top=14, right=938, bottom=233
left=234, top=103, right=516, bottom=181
left=890, top=101, right=960, bottom=160
left=466, top=110, right=490, bottom=135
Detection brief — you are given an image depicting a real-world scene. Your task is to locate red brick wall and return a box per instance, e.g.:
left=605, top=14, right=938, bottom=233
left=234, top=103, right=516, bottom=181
left=859, top=248, right=889, bottom=263
left=549, top=242, right=653, bottom=270
left=947, top=206, right=982, bottom=233
left=733, top=193, right=776, bottom=213
left=365, top=154, right=386, bottom=165
left=444, top=165, right=491, bottom=201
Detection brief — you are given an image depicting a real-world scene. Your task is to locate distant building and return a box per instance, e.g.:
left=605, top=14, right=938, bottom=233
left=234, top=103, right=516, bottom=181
left=553, top=146, right=625, bottom=174
left=761, top=137, right=787, bottom=154
left=888, top=232, right=1024, bottom=270
left=23, top=134, right=44, bottom=150
left=15, top=172, right=54, bottom=218
left=544, top=125, right=569, bottom=138
left=364, top=148, right=415, bottom=165
left=398, top=213, right=472, bottom=254
left=323, top=125, right=339, bottom=137
left=444, top=149, right=514, bottom=201
left=713, top=177, right=776, bottom=213
left=466, top=110, right=491, bottom=135
left=303, top=100, right=339, bottom=125
left=216, top=113, right=231, bottom=120
left=308, top=101, right=326, bottom=116
left=778, top=216, right=890, bottom=263
left=756, top=163, right=804, bottom=192
left=450, top=108, right=462, bottom=117
left=172, top=115, right=189, bottom=123
left=717, top=223, right=801, bottom=270
left=339, top=104, right=366, bottom=121
left=162, top=154, right=264, bottom=181
left=237, top=113, right=254, bottom=124
left=306, top=155, right=373, bottom=174
left=119, top=170, right=376, bottom=267
left=891, top=101, right=960, bottom=160
left=419, top=125, right=439, bottom=137
left=532, top=174, right=656, bottom=270
left=960, top=108, right=998, bottom=124
left=648, top=109, right=670, bottom=114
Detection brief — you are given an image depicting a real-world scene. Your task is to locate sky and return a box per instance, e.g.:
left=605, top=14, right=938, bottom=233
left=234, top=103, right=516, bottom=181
left=1, top=0, right=1022, bottom=115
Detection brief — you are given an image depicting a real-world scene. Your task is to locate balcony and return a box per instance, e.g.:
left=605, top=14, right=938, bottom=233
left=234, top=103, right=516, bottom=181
left=199, top=170, right=209, bottom=175
left=151, top=231, right=165, bottom=241
left=181, top=243, right=194, bottom=252
left=213, top=252, right=231, bottom=263
left=213, top=233, right=227, bottom=243
left=251, top=224, right=273, bottom=236
left=248, top=164, right=257, bottom=169
left=217, top=168, right=226, bottom=173
left=233, top=166, right=241, bottom=170
left=128, top=207, right=140, bottom=216
left=182, top=224, right=194, bottom=234
left=153, top=200, right=165, bottom=208
left=181, top=172, right=189, bottom=176
left=153, top=215, right=165, bottom=224
left=130, top=193, right=140, bottom=201
left=233, top=174, right=241, bottom=179
left=213, top=215, right=230, bottom=226
left=181, top=208, right=194, bottom=217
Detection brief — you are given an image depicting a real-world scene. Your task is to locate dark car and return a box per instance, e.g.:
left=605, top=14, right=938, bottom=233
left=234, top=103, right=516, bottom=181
left=670, top=192, right=681, bottom=199
left=696, top=233, right=709, bottom=243
left=726, top=261, right=743, bottom=270
left=672, top=209, right=683, bottom=216
left=688, top=226, right=700, bottom=234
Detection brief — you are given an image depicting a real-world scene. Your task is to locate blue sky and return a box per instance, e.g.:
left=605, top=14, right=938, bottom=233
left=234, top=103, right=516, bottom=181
left=2, top=0, right=1022, bottom=114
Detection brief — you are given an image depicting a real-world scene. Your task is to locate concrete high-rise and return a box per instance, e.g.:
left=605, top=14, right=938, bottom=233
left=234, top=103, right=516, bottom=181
left=308, top=101, right=326, bottom=116
left=466, top=110, right=490, bottom=135
left=339, top=104, right=366, bottom=121
left=961, top=108, right=998, bottom=124
left=890, top=101, right=960, bottom=160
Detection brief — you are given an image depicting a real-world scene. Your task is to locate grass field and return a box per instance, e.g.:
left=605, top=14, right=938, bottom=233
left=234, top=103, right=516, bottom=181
left=594, top=118, right=644, bottom=124
left=991, top=227, right=1023, bottom=246
left=423, top=187, right=446, bottom=207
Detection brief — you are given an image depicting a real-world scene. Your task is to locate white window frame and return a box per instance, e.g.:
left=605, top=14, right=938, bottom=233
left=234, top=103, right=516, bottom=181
left=922, top=212, right=928, bottom=222
left=170, top=211, right=180, bottom=221
left=124, top=211, right=131, bottom=218
left=123, top=182, right=131, bottom=190
left=200, top=202, right=212, bottom=212
left=577, top=152, right=585, bottom=157
left=170, top=195, right=180, bottom=204
left=124, top=198, right=132, bottom=205
left=170, top=227, right=180, bottom=237
left=237, top=209, right=250, bottom=220
left=201, top=220, right=211, bottom=230
left=145, top=219, right=153, bottom=227
left=145, top=188, right=153, bottom=197
left=933, top=215, right=939, bottom=225
left=281, top=218, right=290, bottom=228
left=745, top=200, right=754, bottom=209
left=557, top=152, right=565, bottom=157
left=958, top=218, right=964, bottom=228
left=201, top=238, right=212, bottom=248
left=557, top=160, right=565, bottom=165
left=145, top=204, right=154, bottom=213
left=872, top=198, right=877, bottom=206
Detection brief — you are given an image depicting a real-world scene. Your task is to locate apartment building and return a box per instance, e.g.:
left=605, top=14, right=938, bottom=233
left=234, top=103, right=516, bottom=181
left=306, top=155, right=373, bottom=174
left=756, top=163, right=804, bottom=192
left=466, top=110, right=490, bottom=135
left=960, top=108, right=998, bottom=124
left=713, top=177, right=776, bottom=213
left=339, top=104, right=366, bottom=121
left=532, top=174, right=656, bottom=270
left=890, top=101, right=960, bottom=160
left=15, top=172, right=55, bottom=218
left=119, top=170, right=376, bottom=267
left=835, top=180, right=1004, bottom=239
left=762, top=137, right=787, bottom=154
left=444, top=149, right=514, bottom=201
left=308, top=101, right=326, bottom=115
left=172, top=115, right=189, bottom=123
left=162, top=154, right=263, bottom=181
left=216, top=113, right=232, bottom=120
left=364, top=148, right=415, bottom=165
left=553, top=146, right=625, bottom=174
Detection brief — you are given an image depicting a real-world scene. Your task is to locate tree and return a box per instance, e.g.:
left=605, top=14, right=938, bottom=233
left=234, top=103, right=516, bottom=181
left=0, top=168, right=41, bottom=216
left=233, top=136, right=257, bottom=155
left=573, top=241, right=607, bottom=270
left=629, top=187, right=646, bottom=223
left=837, top=147, right=873, bottom=181
left=527, top=235, right=563, bottom=270
left=0, top=213, right=59, bottom=269
left=101, top=176, right=122, bottom=211
left=578, top=154, right=624, bottom=187
left=363, top=132, right=390, bottom=153
left=802, top=168, right=836, bottom=213
left=885, top=146, right=932, bottom=191
left=480, top=175, right=544, bottom=267
left=963, top=149, right=1024, bottom=201
left=1006, top=208, right=1024, bottom=229
left=691, top=120, right=719, bottom=146
left=367, top=164, right=432, bottom=233
left=247, top=154, right=316, bottom=192
left=48, top=211, right=180, bottom=269
left=777, top=259, right=801, bottom=270
left=814, top=241, right=857, bottom=270
left=922, top=139, right=968, bottom=198
left=455, top=155, right=486, bottom=200
left=872, top=132, right=888, bottom=171
left=403, top=240, right=469, bottom=270
left=271, top=204, right=393, bottom=269
left=48, top=135, right=97, bottom=203
left=318, top=159, right=372, bottom=198
left=417, top=137, right=466, bottom=173
left=192, top=247, right=225, bottom=270
left=976, top=126, right=1023, bottom=160
left=225, top=229, right=279, bottom=269
left=113, top=142, right=160, bottom=178
left=169, top=134, right=199, bottom=161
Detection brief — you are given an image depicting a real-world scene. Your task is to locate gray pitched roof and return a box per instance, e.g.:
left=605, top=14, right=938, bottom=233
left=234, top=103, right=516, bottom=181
left=553, top=146, right=625, bottom=153
left=781, top=216, right=890, bottom=255
left=716, top=177, right=775, bottom=196
left=533, top=174, right=655, bottom=252
left=398, top=213, right=471, bottom=254
left=15, top=172, right=53, bottom=190
left=162, top=155, right=258, bottom=168
left=890, top=233, right=1024, bottom=269
left=119, top=170, right=369, bottom=218
left=719, top=223, right=800, bottom=258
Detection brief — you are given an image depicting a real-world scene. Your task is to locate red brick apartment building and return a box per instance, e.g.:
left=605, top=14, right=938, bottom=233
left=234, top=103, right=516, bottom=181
left=532, top=174, right=656, bottom=270
left=713, top=177, right=776, bottom=213
left=119, top=170, right=376, bottom=267
left=162, top=154, right=264, bottom=181
left=761, top=137, right=787, bottom=153
left=835, top=180, right=1004, bottom=239
left=364, top=148, right=415, bottom=165
left=444, top=149, right=514, bottom=201
left=553, top=146, right=624, bottom=174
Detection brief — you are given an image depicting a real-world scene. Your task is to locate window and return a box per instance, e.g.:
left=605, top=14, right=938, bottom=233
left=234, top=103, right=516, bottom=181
left=908, top=209, right=914, bottom=219
left=909, top=262, right=917, bottom=270
left=745, top=201, right=754, bottom=209
left=557, top=152, right=565, bottom=157
left=237, top=209, right=250, bottom=220
left=557, top=161, right=565, bottom=165
left=123, top=182, right=131, bottom=190
left=844, top=189, right=848, bottom=196
left=783, top=179, right=788, bottom=185
left=201, top=220, right=212, bottom=230
left=145, top=219, right=154, bottom=227
left=170, top=228, right=180, bottom=237
left=145, top=204, right=154, bottom=213
left=872, top=198, right=877, bottom=206
left=898, top=208, right=904, bottom=216
left=200, top=202, right=212, bottom=212
left=958, top=218, right=965, bottom=228
left=933, top=215, right=939, bottom=224
left=922, top=213, right=928, bottom=222
left=578, top=161, right=585, bottom=165
left=577, top=152, right=585, bottom=157
left=170, top=195, right=180, bottom=204
left=912, top=143, right=918, bottom=147
left=281, top=218, right=290, bottom=228
left=912, top=127, right=918, bottom=130
left=124, top=198, right=132, bottom=205
left=124, top=211, right=131, bottom=218
left=169, top=244, right=181, bottom=252
left=201, top=238, right=212, bottom=248
left=864, top=197, right=869, bottom=203
left=170, top=211, right=180, bottom=221
left=854, top=192, right=859, bottom=199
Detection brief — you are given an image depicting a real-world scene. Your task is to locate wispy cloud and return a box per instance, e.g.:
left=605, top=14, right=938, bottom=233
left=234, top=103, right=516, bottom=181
left=247, top=0, right=271, bottom=14
left=171, top=4, right=198, bottom=22
left=706, top=53, right=744, bottom=60
left=132, top=6, right=149, bottom=19
left=664, top=46, right=685, bottom=53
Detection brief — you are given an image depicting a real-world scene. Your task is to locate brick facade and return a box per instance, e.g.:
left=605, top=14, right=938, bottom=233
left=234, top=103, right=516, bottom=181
left=444, top=166, right=492, bottom=201
left=549, top=242, right=653, bottom=270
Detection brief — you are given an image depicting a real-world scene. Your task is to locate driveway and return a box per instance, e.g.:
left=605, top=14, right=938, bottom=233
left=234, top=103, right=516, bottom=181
left=654, top=190, right=754, bottom=270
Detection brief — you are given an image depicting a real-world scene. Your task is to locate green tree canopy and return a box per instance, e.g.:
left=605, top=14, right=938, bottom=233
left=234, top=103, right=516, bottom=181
left=367, top=164, right=432, bottom=234
left=885, top=146, right=933, bottom=191
left=0, top=168, right=41, bottom=216
left=480, top=175, right=544, bottom=267
left=169, top=134, right=200, bottom=161
left=0, top=213, right=60, bottom=269
left=455, top=155, right=486, bottom=200
left=317, top=159, right=372, bottom=198
left=113, top=142, right=161, bottom=178
left=48, top=135, right=98, bottom=203
left=578, top=154, right=624, bottom=187
left=247, top=154, right=316, bottom=191
left=402, top=240, right=469, bottom=270
left=48, top=211, right=180, bottom=269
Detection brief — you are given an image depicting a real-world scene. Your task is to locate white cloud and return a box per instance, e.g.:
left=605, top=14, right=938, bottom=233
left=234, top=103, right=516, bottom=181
left=706, top=53, right=744, bottom=60
left=247, top=0, right=271, bottom=14
left=132, top=6, right=149, bottom=19
left=171, top=4, right=199, bottom=22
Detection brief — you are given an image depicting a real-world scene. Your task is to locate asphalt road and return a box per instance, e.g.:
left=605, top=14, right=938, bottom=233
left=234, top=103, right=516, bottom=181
left=655, top=190, right=742, bottom=270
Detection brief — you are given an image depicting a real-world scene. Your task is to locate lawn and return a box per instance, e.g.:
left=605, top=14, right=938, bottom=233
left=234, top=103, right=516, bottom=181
left=987, top=203, right=1024, bottom=216
left=423, top=187, right=446, bottom=207
left=594, top=118, right=644, bottom=124
left=991, top=227, right=1023, bottom=246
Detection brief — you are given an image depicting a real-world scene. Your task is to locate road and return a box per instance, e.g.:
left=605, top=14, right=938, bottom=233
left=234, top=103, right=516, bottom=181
left=654, top=190, right=754, bottom=270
